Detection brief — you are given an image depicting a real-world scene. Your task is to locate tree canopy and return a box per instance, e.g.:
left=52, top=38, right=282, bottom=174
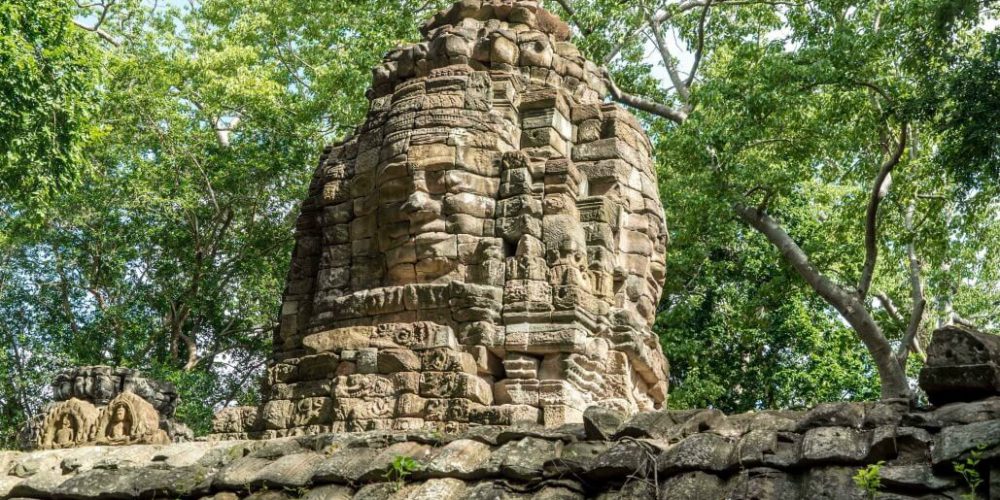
left=0, top=0, right=996, bottom=445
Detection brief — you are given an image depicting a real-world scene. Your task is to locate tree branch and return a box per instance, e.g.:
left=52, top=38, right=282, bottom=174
left=953, top=315, right=979, bottom=329
left=896, top=202, right=926, bottom=365
left=734, top=205, right=847, bottom=303
left=651, top=0, right=802, bottom=24
left=646, top=17, right=692, bottom=104
left=213, top=114, right=241, bottom=148
left=857, top=124, right=908, bottom=299
left=734, top=204, right=910, bottom=400
left=552, top=0, right=592, bottom=35
left=71, top=19, right=121, bottom=46
left=72, top=0, right=121, bottom=46
left=179, top=330, right=198, bottom=371
left=685, top=0, right=712, bottom=88
left=603, top=1, right=715, bottom=66
left=876, top=292, right=904, bottom=324
left=604, top=69, right=688, bottom=124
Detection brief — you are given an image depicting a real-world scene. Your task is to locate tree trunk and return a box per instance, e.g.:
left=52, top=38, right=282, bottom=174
left=734, top=204, right=911, bottom=400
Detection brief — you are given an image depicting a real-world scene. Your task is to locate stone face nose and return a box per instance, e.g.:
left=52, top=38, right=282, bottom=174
left=400, top=189, right=440, bottom=224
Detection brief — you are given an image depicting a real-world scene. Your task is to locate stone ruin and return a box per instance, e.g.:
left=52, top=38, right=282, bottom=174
left=919, top=324, right=1000, bottom=405
left=214, top=0, right=670, bottom=437
left=5, top=324, right=1000, bottom=499
left=21, top=366, right=188, bottom=450
left=4, top=3, right=1000, bottom=499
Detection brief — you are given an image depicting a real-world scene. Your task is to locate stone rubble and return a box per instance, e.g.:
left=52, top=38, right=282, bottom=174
left=7, top=295, right=998, bottom=500
left=919, top=324, right=1000, bottom=406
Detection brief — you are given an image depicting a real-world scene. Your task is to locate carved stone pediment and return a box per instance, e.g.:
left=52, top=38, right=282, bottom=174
left=38, top=398, right=99, bottom=450
left=92, top=391, right=170, bottom=446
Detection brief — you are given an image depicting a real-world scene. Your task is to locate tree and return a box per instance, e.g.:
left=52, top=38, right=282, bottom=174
left=1, top=0, right=996, bottom=446
left=0, top=0, right=101, bottom=221
left=0, top=0, right=453, bottom=443
left=550, top=0, right=998, bottom=401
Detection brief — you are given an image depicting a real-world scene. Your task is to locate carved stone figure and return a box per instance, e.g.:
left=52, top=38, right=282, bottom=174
left=55, top=416, right=76, bottom=446
left=107, top=404, right=131, bottom=441
left=214, top=0, right=670, bottom=437
left=35, top=398, right=98, bottom=449
left=23, top=368, right=184, bottom=450
left=93, top=392, right=170, bottom=445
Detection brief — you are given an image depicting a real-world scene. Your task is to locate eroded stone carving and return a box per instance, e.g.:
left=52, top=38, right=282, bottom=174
left=92, top=392, right=170, bottom=445
left=215, top=0, right=670, bottom=437
left=37, top=399, right=98, bottom=449
left=29, top=392, right=170, bottom=449
left=23, top=367, right=186, bottom=450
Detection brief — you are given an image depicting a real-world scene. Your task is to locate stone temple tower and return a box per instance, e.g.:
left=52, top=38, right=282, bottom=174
left=213, top=0, right=670, bottom=438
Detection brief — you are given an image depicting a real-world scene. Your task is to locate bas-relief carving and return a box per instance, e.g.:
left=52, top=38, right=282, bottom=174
left=34, top=392, right=169, bottom=449
left=39, top=399, right=98, bottom=449
left=92, top=392, right=169, bottom=445
left=214, top=0, right=671, bottom=437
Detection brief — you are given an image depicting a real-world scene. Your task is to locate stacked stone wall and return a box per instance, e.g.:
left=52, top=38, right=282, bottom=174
left=5, top=397, right=1000, bottom=499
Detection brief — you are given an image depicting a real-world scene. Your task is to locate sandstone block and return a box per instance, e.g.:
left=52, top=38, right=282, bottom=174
left=919, top=324, right=1000, bottom=405
left=582, top=405, right=626, bottom=441
left=420, top=372, right=494, bottom=404
left=800, top=427, right=870, bottom=464
left=378, top=349, right=422, bottom=373
left=489, top=436, right=562, bottom=481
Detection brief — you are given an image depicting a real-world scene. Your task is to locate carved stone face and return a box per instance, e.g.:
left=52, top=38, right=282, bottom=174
left=260, top=0, right=670, bottom=434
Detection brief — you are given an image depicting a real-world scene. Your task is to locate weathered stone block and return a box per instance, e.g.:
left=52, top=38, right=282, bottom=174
left=658, top=433, right=736, bottom=474
left=420, top=372, right=494, bottom=404
left=931, top=419, right=1000, bottom=464
left=800, top=427, right=870, bottom=464
left=378, top=349, right=422, bottom=373
left=489, top=437, right=562, bottom=481
left=582, top=405, right=626, bottom=441
left=920, top=325, right=1000, bottom=405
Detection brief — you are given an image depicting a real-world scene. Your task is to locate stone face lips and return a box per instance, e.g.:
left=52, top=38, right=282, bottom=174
left=919, top=324, right=1000, bottom=405
left=217, top=0, right=671, bottom=436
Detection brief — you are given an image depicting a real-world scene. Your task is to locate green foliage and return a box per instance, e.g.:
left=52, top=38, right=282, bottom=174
left=659, top=220, right=880, bottom=411
left=385, top=455, right=423, bottom=489
left=953, top=444, right=987, bottom=500
left=1, top=0, right=997, bottom=445
left=853, top=461, right=884, bottom=500
left=559, top=0, right=999, bottom=408
left=0, top=0, right=448, bottom=444
left=0, top=0, right=100, bottom=217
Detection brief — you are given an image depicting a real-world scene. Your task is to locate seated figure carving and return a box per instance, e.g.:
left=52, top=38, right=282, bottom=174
left=34, top=398, right=97, bottom=450
left=91, top=392, right=170, bottom=446
left=106, top=404, right=132, bottom=442
left=214, top=0, right=671, bottom=438
left=54, top=416, right=76, bottom=446
left=23, top=367, right=186, bottom=450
